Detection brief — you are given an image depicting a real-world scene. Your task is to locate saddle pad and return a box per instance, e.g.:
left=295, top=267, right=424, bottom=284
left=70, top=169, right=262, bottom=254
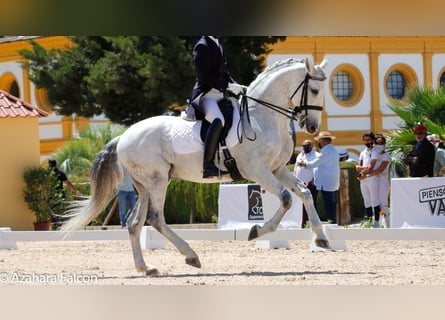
left=172, top=108, right=241, bottom=154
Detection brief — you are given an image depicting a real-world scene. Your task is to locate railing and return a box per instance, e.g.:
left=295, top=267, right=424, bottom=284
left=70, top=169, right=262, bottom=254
left=2, top=226, right=445, bottom=251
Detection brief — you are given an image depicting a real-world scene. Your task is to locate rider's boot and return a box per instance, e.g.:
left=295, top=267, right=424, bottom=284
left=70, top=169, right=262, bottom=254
left=203, top=118, right=229, bottom=178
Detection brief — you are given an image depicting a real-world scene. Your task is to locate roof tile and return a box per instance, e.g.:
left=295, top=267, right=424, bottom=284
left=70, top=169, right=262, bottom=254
left=0, top=90, right=48, bottom=118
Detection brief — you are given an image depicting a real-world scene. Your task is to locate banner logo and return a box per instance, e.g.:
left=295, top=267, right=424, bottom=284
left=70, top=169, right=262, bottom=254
left=419, top=185, right=445, bottom=216
left=247, top=184, right=264, bottom=220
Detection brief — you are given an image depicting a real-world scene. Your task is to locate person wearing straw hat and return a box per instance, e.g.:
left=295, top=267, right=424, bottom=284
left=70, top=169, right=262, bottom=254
left=297, top=131, right=340, bottom=224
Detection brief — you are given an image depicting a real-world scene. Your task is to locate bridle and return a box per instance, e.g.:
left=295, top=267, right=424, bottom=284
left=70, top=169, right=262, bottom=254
left=242, top=72, right=326, bottom=122
left=290, top=72, right=326, bottom=119
left=237, top=72, right=326, bottom=142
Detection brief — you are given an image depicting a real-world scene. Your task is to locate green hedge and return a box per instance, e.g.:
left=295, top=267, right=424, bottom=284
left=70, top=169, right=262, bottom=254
left=163, top=164, right=366, bottom=225
left=274, top=163, right=365, bottom=223
left=164, top=180, right=220, bottom=224
left=341, top=162, right=366, bottom=222
left=82, top=164, right=366, bottom=225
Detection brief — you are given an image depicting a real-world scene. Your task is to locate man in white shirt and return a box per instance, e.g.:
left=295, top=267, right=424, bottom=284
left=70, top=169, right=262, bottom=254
left=298, top=131, right=340, bottom=224
left=294, top=139, right=319, bottom=227
left=356, top=131, right=380, bottom=222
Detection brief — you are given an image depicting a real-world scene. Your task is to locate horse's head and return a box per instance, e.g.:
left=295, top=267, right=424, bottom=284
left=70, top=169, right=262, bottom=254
left=291, top=58, right=327, bottom=134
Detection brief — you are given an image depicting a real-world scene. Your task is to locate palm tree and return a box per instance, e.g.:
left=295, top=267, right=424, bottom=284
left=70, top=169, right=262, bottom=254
left=51, top=123, right=125, bottom=178
left=386, top=86, right=445, bottom=176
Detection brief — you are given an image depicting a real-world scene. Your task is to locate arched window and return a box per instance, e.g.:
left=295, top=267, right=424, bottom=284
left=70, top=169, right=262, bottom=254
left=0, top=72, right=21, bottom=98
left=9, top=80, right=19, bottom=97
left=439, top=71, right=445, bottom=88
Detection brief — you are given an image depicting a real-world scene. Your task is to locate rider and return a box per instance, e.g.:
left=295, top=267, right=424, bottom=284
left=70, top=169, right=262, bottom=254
left=190, top=36, right=246, bottom=178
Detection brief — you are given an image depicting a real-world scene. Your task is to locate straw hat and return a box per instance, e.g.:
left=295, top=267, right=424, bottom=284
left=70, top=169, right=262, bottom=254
left=314, top=131, right=336, bottom=141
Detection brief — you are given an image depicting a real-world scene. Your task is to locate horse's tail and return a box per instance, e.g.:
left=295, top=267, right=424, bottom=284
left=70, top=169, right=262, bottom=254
left=61, top=136, right=121, bottom=234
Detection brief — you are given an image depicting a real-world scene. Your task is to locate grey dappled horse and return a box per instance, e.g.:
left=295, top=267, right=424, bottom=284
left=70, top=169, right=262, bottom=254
left=62, top=58, right=331, bottom=275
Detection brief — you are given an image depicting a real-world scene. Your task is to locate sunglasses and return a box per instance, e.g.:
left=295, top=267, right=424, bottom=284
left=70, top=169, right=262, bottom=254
left=302, top=144, right=312, bottom=147
left=375, top=142, right=385, bottom=145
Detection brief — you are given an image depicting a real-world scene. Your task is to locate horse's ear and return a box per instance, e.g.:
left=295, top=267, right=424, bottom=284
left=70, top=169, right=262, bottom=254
left=319, top=59, right=328, bottom=70
left=304, top=58, right=315, bottom=74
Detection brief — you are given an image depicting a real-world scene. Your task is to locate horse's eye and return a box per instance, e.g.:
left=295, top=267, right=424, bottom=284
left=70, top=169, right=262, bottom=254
left=310, top=88, right=319, bottom=95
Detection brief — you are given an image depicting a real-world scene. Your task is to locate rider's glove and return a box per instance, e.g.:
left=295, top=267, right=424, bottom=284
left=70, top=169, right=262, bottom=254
left=227, top=83, right=247, bottom=96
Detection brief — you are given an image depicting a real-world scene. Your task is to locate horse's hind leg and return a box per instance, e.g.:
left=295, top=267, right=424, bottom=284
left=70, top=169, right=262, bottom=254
left=148, top=214, right=201, bottom=268
left=127, top=194, right=159, bottom=275
left=146, top=180, right=201, bottom=269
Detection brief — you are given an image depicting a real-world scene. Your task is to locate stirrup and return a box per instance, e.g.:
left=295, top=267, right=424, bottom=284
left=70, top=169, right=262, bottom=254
left=202, top=166, right=228, bottom=179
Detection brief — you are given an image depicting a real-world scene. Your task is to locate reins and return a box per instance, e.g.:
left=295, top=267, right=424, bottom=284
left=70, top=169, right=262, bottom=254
left=237, top=72, right=326, bottom=142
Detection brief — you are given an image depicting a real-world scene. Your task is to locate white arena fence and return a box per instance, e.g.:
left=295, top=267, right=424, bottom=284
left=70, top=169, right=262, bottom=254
left=2, top=225, right=445, bottom=251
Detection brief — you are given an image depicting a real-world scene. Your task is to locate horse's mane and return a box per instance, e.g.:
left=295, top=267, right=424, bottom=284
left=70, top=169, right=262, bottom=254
left=249, top=58, right=305, bottom=89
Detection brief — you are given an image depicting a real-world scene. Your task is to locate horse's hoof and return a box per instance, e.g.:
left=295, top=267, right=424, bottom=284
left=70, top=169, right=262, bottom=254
left=136, top=265, right=159, bottom=276
left=136, top=266, right=146, bottom=273
left=145, top=267, right=159, bottom=276
left=185, top=256, right=201, bottom=268
left=315, top=238, right=331, bottom=250
left=248, top=225, right=259, bottom=241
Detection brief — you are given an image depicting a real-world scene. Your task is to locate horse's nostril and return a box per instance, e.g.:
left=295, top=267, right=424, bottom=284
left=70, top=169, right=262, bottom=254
left=309, top=125, right=317, bottom=133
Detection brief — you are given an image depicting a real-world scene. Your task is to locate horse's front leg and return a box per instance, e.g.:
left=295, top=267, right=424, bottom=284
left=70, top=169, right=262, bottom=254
left=275, top=166, right=331, bottom=249
left=127, top=198, right=159, bottom=275
left=247, top=170, right=293, bottom=240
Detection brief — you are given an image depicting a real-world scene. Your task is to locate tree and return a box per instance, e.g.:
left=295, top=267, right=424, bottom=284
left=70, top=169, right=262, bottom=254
left=386, top=86, right=445, bottom=176
left=19, top=36, right=286, bottom=126
left=20, top=36, right=195, bottom=125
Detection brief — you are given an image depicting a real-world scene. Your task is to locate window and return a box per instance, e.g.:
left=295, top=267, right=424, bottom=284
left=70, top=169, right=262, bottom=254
left=384, top=64, right=417, bottom=101
left=386, top=71, right=406, bottom=99
left=439, top=71, right=445, bottom=88
left=332, top=71, right=352, bottom=101
left=0, top=72, right=20, bottom=98
left=9, top=80, right=19, bottom=98
left=329, top=64, right=364, bottom=107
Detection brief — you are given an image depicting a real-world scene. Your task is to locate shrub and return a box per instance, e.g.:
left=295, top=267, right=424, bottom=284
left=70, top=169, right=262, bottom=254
left=22, top=166, right=62, bottom=223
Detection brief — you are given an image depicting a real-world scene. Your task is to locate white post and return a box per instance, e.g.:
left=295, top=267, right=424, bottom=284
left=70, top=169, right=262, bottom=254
left=310, top=224, right=347, bottom=251
left=0, top=228, right=17, bottom=250
left=140, top=226, right=165, bottom=250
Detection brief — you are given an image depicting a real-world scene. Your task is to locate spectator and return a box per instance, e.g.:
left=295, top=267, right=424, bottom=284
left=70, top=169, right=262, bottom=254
left=360, top=134, right=391, bottom=227
left=404, top=124, right=435, bottom=177
left=356, top=131, right=380, bottom=222
left=427, top=135, right=445, bottom=176
left=432, top=133, right=444, bottom=149
left=48, top=159, right=81, bottom=197
left=338, top=149, right=349, bottom=162
left=117, top=164, right=137, bottom=229
left=298, top=131, right=340, bottom=224
left=48, top=159, right=82, bottom=229
left=338, top=149, right=357, bottom=163
left=294, top=139, right=319, bottom=228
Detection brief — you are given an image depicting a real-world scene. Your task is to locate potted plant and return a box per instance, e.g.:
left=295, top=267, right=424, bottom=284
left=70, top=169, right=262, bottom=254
left=22, top=166, right=62, bottom=230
